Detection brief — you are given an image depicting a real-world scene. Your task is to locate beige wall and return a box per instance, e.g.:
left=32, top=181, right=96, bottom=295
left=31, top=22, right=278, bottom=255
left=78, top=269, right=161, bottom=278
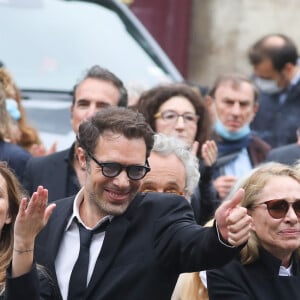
left=188, top=0, right=300, bottom=87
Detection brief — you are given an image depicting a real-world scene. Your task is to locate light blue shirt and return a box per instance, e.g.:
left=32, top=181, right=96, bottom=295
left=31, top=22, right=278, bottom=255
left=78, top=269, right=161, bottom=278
left=223, top=148, right=252, bottom=178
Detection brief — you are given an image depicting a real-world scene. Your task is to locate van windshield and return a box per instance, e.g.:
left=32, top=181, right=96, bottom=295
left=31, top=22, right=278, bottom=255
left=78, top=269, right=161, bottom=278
left=0, top=0, right=175, bottom=91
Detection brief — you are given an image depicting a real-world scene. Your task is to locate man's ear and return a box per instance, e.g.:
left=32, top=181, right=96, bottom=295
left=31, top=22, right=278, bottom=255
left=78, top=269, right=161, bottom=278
left=249, top=102, right=259, bottom=123
left=77, top=146, right=87, bottom=170
left=254, top=102, right=259, bottom=114
left=205, top=95, right=213, bottom=107
left=70, top=104, right=74, bottom=118
left=283, top=62, right=294, bottom=76
left=205, top=95, right=214, bottom=114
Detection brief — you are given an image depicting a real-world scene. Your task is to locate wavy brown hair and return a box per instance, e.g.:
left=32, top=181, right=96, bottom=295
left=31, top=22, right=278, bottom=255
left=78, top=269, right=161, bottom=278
left=0, top=68, right=41, bottom=150
left=135, top=83, right=212, bottom=158
left=0, top=162, right=23, bottom=292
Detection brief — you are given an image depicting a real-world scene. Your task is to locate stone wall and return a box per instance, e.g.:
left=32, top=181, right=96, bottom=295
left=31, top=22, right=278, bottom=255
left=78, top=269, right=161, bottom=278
left=188, top=0, right=300, bottom=87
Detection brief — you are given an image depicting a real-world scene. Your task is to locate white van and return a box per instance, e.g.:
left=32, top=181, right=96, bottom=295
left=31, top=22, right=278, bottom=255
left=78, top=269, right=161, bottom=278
left=0, top=0, right=183, bottom=150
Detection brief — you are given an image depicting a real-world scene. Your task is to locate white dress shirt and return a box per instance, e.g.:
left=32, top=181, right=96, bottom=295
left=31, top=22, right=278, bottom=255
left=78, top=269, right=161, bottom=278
left=55, top=188, right=112, bottom=300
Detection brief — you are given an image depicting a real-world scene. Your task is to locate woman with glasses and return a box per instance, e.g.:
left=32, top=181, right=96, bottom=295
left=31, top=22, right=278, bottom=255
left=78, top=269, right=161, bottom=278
left=135, top=83, right=218, bottom=225
left=207, top=161, right=300, bottom=300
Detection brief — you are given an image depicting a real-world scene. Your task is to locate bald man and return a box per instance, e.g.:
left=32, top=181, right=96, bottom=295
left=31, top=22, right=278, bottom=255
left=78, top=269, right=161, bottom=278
left=248, top=33, right=300, bottom=148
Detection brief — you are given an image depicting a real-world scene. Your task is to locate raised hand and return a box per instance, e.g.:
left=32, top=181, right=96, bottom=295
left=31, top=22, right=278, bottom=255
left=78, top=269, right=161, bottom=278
left=12, top=186, right=56, bottom=277
left=213, top=175, right=237, bottom=200
left=214, top=188, right=252, bottom=247
left=29, top=141, right=58, bottom=157
left=201, top=140, right=218, bottom=166
left=14, top=186, right=56, bottom=247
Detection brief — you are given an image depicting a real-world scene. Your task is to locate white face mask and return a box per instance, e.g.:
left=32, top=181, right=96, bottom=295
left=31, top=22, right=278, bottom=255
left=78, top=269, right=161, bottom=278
left=253, top=77, right=283, bottom=94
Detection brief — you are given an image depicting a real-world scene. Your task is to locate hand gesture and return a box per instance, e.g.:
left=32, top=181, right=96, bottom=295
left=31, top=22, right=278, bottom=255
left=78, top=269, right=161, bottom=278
left=14, top=186, right=56, bottom=249
left=201, top=140, right=218, bottom=166
left=214, top=188, right=252, bottom=247
left=213, top=175, right=237, bottom=200
left=29, top=141, right=58, bottom=157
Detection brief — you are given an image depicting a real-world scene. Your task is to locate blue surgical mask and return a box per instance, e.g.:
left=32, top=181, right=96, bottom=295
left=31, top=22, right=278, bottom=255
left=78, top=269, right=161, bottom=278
left=253, top=77, right=283, bottom=94
left=214, top=119, right=250, bottom=141
left=6, top=98, right=21, bottom=121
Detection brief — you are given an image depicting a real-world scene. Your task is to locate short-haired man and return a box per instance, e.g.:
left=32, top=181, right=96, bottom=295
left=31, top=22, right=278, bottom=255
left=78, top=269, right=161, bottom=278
left=35, top=106, right=252, bottom=300
left=249, top=33, right=300, bottom=147
left=22, top=65, right=127, bottom=202
left=206, top=73, right=271, bottom=200
left=140, top=133, right=217, bottom=224
left=140, top=133, right=200, bottom=200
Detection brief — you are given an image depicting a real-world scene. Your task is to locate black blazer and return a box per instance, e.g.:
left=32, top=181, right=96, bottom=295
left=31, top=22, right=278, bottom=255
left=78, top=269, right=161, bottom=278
left=251, top=82, right=300, bottom=147
left=207, top=247, right=300, bottom=300
left=22, top=147, right=73, bottom=203
left=35, top=192, right=240, bottom=300
left=0, top=140, right=31, bottom=182
left=265, top=143, right=300, bottom=165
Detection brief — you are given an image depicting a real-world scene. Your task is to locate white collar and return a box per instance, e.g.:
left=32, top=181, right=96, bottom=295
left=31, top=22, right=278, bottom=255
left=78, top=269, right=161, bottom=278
left=66, top=187, right=113, bottom=231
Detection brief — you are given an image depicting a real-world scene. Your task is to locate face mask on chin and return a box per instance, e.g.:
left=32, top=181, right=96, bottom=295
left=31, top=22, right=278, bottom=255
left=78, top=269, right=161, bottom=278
left=253, top=77, right=284, bottom=94
left=214, top=119, right=250, bottom=141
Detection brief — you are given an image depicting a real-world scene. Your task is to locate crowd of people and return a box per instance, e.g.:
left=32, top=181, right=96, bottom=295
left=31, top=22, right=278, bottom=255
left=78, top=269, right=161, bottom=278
left=0, top=32, right=299, bottom=299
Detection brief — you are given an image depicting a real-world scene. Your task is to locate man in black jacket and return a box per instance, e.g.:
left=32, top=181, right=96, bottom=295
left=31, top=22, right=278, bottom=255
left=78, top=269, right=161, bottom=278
left=249, top=33, right=300, bottom=147
left=22, top=65, right=127, bottom=202
left=35, top=106, right=252, bottom=300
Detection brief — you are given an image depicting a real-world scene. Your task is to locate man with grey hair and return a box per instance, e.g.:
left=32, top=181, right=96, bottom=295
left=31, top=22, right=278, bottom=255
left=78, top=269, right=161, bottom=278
left=140, top=133, right=200, bottom=201
left=140, top=134, right=217, bottom=224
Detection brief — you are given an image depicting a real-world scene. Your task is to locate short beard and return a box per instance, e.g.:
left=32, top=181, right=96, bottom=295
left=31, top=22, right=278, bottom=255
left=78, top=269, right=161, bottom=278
left=89, top=191, right=131, bottom=217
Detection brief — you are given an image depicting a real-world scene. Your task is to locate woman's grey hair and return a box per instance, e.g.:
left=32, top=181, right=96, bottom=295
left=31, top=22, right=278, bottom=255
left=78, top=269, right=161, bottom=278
left=152, top=134, right=200, bottom=199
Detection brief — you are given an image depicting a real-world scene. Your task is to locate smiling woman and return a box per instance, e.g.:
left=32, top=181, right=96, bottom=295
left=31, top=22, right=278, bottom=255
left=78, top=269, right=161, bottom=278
left=207, top=161, right=300, bottom=300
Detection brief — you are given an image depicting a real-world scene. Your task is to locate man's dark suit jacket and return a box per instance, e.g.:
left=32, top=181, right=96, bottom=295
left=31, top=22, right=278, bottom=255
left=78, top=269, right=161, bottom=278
left=265, top=143, right=300, bottom=165
left=251, top=82, right=300, bottom=148
left=35, top=192, right=241, bottom=300
left=4, top=263, right=60, bottom=300
left=22, top=147, right=74, bottom=202
left=0, top=140, right=31, bottom=182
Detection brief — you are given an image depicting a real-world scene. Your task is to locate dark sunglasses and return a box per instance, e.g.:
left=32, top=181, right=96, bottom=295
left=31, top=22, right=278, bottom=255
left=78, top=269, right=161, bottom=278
left=253, top=199, right=300, bottom=219
left=87, top=152, right=150, bottom=181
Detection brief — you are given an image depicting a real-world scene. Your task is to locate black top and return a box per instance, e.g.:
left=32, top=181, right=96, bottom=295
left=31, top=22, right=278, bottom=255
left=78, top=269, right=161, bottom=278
left=207, top=247, right=300, bottom=300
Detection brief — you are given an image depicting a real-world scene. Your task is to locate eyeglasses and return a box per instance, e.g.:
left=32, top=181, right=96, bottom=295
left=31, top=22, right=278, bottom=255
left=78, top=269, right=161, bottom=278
left=87, top=152, right=151, bottom=180
left=252, top=199, right=300, bottom=219
left=154, top=110, right=199, bottom=124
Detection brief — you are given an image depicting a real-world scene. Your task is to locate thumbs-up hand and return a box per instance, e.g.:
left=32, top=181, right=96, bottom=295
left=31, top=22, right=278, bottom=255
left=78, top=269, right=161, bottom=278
left=214, top=188, right=252, bottom=247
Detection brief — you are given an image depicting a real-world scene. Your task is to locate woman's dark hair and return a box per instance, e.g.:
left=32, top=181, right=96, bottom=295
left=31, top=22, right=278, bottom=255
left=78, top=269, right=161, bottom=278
left=135, top=83, right=212, bottom=158
left=0, top=162, right=23, bottom=291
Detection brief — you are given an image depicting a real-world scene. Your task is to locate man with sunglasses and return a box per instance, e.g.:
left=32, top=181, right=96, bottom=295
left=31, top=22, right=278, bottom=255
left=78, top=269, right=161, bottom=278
left=34, top=106, right=252, bottom=300
left=207, top=162, right=300, bottom=300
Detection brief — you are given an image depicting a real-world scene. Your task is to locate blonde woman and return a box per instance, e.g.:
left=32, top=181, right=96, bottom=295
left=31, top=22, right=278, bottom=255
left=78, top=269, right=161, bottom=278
left=207, top=162, right=300, bottom=299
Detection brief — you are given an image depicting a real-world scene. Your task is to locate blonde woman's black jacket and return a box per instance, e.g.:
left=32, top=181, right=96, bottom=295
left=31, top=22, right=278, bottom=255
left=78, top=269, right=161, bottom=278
left=207, top=247, right=300, bottom=300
